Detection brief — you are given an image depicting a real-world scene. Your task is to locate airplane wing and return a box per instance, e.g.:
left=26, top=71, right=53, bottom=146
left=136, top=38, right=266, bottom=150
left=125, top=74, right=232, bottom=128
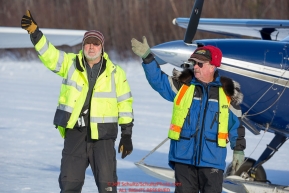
left=0, top=26, right=169, bottom=65
left=0, top=26, right=86, bottom=49
left=173, top=18, right=289, bottom=41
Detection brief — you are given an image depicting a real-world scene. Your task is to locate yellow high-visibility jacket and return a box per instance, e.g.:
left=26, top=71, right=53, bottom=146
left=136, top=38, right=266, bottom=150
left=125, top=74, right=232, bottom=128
left=34, top=34, right=133, bottom=139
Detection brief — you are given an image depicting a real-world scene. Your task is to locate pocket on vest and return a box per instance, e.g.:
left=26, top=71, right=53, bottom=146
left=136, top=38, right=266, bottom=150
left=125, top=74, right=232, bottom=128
left=201, top=137, right=223, bottom=164
left=172, top=138, right=194, bottom=160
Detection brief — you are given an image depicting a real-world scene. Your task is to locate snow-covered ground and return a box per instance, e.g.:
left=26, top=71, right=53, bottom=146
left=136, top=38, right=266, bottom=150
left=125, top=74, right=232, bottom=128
left=0, top=56, right=289, bottom=193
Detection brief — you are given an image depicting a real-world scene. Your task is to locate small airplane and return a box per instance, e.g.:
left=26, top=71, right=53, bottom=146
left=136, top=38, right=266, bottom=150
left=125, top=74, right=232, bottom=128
left=134, top=0, right=289, bottom=192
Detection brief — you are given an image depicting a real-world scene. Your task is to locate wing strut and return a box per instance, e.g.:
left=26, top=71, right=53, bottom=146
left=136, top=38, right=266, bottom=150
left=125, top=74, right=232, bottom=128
left=136, top=138, right=169, bottom=164
left=134, top=138, right=175, bottom=183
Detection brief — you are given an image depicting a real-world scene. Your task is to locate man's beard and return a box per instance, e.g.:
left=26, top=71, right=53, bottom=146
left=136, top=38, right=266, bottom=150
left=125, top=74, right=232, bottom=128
left=84, top=49, right=102, bottom=61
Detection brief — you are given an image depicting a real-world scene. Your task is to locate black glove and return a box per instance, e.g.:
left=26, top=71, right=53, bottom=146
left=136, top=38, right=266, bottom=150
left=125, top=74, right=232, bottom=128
left=21, top=10, right=38, bottom=34
left=118, top=135, right=133, bottom=159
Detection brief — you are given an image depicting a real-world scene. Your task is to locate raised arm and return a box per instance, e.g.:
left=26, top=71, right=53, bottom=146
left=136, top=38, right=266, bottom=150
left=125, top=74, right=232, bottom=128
left=131, top=36, right=182, bottom=102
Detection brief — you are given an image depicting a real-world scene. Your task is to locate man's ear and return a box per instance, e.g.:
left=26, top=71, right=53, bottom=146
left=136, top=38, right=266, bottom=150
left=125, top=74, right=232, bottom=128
left=211, top=65, right=216, bottom=73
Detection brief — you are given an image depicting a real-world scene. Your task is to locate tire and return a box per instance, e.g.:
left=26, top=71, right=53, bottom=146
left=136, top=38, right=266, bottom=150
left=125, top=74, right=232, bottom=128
left=224, top=157, right=267, bottom=182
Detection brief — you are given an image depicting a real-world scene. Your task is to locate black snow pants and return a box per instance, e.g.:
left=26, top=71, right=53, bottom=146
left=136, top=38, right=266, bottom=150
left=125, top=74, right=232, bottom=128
left=58, top=127, right=117, bottom=193
left=174, top=162, right=223, bottom=193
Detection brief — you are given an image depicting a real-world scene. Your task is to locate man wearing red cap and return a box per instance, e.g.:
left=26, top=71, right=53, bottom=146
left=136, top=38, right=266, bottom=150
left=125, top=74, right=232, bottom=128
left=131, top=37, right=246, bottom=193
left=21, top=10, right=134, bottom=193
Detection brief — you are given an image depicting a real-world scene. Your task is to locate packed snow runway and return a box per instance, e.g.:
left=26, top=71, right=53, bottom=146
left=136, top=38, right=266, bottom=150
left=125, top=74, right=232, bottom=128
left=1, top=57, right=289, bottom=192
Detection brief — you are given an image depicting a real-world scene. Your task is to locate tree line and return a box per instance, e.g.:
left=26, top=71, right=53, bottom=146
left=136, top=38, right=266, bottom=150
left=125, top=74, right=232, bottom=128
left=1, top=0, right=289, bottom=60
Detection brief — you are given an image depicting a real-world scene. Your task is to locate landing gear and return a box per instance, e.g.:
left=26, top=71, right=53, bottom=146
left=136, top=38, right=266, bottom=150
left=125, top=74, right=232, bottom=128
left=224, top=157, right=267, bottom=182
left=225, top=133, right=288, bottom=183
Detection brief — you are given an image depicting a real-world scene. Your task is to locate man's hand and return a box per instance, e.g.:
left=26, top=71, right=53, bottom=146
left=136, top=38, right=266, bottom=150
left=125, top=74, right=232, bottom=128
left=118, top=135, right=133, bottom=159
left=232, top=150, right=244, bottom=174
left=21, top=10, right=38, bottom=34
left=131, top=36, right=151, bottom=59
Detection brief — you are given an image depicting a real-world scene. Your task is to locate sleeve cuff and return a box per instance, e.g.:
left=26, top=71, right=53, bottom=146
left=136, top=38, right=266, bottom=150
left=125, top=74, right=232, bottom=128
left=142, top=53, right=155, bottom=64
left=30, top=28, right=43, bottom=45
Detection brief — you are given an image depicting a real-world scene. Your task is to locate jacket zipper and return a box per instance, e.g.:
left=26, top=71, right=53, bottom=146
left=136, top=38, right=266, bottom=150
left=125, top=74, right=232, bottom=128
left=197, top=86, right=209, bottom=165
left=193, top=112, right=200, bottom=163
left=193, top=93, right=201, bottom=164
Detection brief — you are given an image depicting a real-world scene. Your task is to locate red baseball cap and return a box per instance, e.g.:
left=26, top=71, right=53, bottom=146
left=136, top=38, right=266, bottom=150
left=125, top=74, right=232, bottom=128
left=189, top=45, right=222, bottom=67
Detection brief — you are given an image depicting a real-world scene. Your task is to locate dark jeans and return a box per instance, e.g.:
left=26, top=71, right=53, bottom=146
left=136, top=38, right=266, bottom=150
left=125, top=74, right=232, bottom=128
left=174, top=162, right=223, bottom=193
left=59, top=127, right=117, bottom=193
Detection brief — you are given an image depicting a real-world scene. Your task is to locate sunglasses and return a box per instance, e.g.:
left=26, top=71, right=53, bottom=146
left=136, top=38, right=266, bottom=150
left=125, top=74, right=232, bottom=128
left=183, top=61, right=204, bottom=68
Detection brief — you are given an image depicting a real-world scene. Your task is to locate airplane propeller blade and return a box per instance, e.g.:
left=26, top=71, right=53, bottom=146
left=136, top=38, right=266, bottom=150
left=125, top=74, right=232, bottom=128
left=184, top=0, right=204, bottom=44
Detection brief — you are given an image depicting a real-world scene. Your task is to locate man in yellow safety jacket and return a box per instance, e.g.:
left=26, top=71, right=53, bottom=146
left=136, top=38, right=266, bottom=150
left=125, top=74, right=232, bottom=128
left=131, top=36, right=246, bottom=193
left=21, top=10, right=134, bottom=193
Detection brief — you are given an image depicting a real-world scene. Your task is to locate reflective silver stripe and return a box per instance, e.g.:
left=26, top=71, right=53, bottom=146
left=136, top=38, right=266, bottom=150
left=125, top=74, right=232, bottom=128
left=52, top=50, right=65, bottom=73
left=37, top=40, right=49, bottom=55
left=57, top=104, right=73, bottom=113
left=91, top=116, right=118, bottom=123
left=110, top=67, right=116, bottom=92
left=119, top=112, right=134, bottom=118
left=230, top=105, right=242, bottom=117
left=67, top=60, right=77, bottom=78
left=62, top=79, right=83, bottom=92
left=95, top=91, right=116, bottom=98
left=111, top=67, right=116, bottom=74
left=94, top=68, right=116, bottom=98
left=61, top=60, right=83, bottom=92
left=168, top=76, right=178, bottom=94
left=117, top=92, right=132, bottom=102
left=37, top=39, right=64, bottom=73
left=208, top=99, right=218, bottom=103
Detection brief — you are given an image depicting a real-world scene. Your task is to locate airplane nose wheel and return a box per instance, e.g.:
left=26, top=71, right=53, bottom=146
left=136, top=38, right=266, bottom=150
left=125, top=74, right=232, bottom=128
left=224, top=157, right=268, bottom=183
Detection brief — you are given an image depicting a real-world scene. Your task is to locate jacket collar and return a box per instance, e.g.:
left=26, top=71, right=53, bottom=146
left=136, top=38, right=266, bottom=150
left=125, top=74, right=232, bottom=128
left=176, top=68, right=243, bottom=104
left=76, top=51, right=116, bottom=75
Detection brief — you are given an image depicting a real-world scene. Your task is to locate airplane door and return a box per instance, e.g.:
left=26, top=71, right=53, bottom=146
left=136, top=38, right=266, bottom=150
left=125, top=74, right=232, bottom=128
left=260, top=43, right=289, bottom=130
left=264, top=44, right=287, bottom=69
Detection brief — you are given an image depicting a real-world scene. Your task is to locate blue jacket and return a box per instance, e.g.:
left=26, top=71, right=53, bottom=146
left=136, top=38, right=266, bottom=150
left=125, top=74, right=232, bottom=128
left=142, top=56, right=245, bottom=171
